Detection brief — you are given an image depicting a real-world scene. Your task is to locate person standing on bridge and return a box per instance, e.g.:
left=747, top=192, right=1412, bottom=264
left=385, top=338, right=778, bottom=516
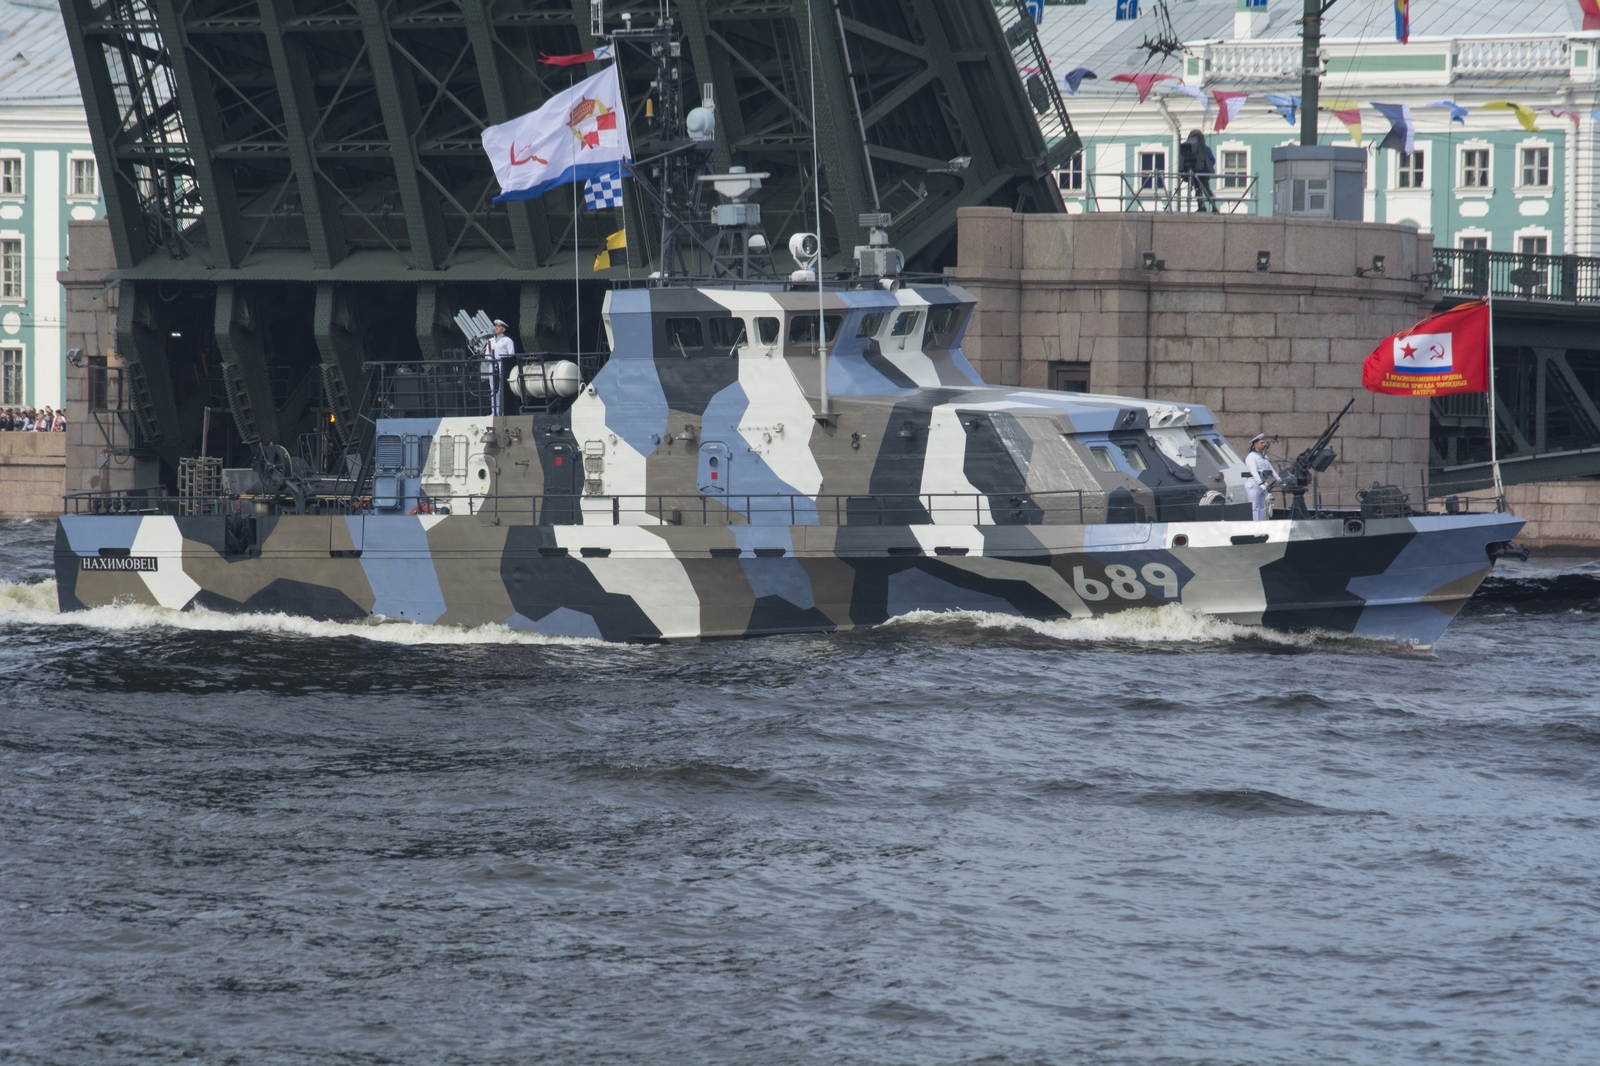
left=486, top=319, right=516, bottom=417
left=1245, top=433, right=1278, bottom=521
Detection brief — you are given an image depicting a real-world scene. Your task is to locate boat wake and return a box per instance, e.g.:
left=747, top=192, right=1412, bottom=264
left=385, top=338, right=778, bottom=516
left=880, top=603, right=1350, bottom=648
left=0, top=579, right=601, bottom=646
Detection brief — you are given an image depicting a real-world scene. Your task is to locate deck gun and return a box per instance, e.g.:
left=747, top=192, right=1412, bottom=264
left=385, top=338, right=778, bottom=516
left=1277, top=397, right=1355, bottom=518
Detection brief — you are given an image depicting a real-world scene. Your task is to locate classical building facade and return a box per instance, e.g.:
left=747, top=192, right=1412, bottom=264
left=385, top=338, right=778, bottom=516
left=0, top=0, right=104, bottom=411
left=1039, top=0, right=1599, bottom=257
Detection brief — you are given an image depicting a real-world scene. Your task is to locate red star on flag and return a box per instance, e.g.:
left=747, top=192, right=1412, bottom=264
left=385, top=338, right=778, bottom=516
left=1400, top=342, right=1417, bottom=360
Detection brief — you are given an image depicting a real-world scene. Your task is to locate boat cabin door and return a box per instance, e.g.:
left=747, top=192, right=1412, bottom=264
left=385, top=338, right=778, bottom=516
left=698, top=441, right=730, bottom=494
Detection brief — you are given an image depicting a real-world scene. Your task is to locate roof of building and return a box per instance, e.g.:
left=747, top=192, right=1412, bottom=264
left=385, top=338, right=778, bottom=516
left=1039, top=0, right=1595, bottom=97
left=0, top=0, right=84, bottom=105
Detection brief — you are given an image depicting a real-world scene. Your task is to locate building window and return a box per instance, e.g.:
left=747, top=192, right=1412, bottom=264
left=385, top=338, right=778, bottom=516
left=1220, top=150, right=1248, bottom=189
left=0, top=158, right=20, bottom=197
left=1138, top=150, right=1166, bottom=189
left=1460, top=148, right=1490, bottom=188
left=71, top=157, right=98, bottom=198
left=1050, top=361, right=1091, bottom=392
left=1460, top=237, right=1488, bottom=251
left=1519, top=235, right=1548, bottom=256
left=1397, top=150, right=1425, bottom=188
left=0, top=240, right=22, bottom=300
left=1519, top=146, right=1550, bottom=188
left=1, top=347, right=21, bottom=405
left=1058, top=152, right=1083, bottom=192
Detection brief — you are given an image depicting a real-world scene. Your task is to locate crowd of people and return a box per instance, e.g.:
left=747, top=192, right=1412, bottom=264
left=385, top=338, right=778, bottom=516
left=0, top=406, right=66, bottom=431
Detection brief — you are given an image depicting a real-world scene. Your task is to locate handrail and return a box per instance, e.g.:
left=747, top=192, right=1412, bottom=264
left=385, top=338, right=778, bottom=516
left=1080, top=171, right=1259, bottom=215
left=64, top=483, right=1498, bottom=524
left=1432, top=248, right=1600, bottom=305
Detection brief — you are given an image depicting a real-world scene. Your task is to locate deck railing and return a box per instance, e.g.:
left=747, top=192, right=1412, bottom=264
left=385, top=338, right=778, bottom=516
left=64, top=482, right=1509, bottom=525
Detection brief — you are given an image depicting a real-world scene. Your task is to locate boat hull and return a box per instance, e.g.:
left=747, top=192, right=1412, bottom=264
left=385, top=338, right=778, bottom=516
left=54, top=511, right=1524, bottom=646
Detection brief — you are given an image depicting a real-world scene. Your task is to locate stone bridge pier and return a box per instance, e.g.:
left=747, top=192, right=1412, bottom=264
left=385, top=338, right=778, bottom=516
left=950, top=208, right=1439, bottom=496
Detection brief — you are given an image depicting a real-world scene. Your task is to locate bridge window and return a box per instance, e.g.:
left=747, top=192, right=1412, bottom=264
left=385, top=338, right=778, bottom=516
left=889, top=310, right=919, bottom=337
left=1119, top=443, right=1148, bottom=471
left=1089, top=446, right=1116, bottom=472
left=855, top=312, right=886, bottom=338
left=665, top=318, right=703, bottom=350
left=756, top=317, right=780, bottom=345
left=708, top=316, right=746, bottom=350
left=788, top=314, right=840, bottom=345
left=923, top=306, right=958, bottom=343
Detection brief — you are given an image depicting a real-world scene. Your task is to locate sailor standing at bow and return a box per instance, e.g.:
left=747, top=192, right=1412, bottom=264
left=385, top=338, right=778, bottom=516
left=1245, top=433, right=1278, bottom=521
left=486, top=319, right=515, bottom=417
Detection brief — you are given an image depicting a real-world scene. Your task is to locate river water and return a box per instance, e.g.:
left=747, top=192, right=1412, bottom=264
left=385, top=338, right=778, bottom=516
left=2, top=518, right=1597, bottom=1065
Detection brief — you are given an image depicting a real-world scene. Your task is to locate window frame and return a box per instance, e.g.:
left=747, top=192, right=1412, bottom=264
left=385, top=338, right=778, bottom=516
left=0, top=155, right=22, bottom=200
left=1057, top=152, right=1084, bottom=194
left=1136, top=144, right=1168, bottom=190
left=0, top=235, right=24, bottom=302
left=1515, top=140, right=1553, bottom=196
left=0, top=344, right=23, bottom=406
left=1395, top=148, right=1427, bottom=190
left=1218, top=144, right=1250, bottom=190
left=67, top=153, right=99, bottom=200
left=1456, top=143, right=1493, bottom=196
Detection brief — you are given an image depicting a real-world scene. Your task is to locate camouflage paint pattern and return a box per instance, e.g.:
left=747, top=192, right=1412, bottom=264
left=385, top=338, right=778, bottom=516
left=55, top=283, right=1524, bottom=646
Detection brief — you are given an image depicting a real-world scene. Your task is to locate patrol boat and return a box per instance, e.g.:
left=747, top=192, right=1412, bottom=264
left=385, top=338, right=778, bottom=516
left=52, top=246, right=1523, bottom=647
left=54, top=28, right=1521, bottom=647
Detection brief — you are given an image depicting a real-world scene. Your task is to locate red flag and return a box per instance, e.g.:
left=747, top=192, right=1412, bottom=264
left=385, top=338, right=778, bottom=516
left=1363, top=300, right=1490, bottom=397
left=1110, top=73, right=1176, bottom=104
left=539, top=46, right=614, bottom=66
left=1213, top=91, right=1248, bottom=132
left=1582, top=0, right=1600, bottom=32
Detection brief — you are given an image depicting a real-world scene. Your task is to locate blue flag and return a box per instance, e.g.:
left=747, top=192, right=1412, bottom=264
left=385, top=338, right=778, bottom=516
left=1372, top=102, right=1415, bottom=155
left=1425, top=100, right=1468, bottom=125
left=1265, top=94, right=1300, bottom=126
left=1061, top=67, right=1097, bottom=95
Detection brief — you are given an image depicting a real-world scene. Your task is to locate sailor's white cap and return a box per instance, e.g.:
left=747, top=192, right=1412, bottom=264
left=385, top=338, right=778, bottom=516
left=1250, top=433, right=1268, bottom=444
left=492, top=318, right=508, bottom=327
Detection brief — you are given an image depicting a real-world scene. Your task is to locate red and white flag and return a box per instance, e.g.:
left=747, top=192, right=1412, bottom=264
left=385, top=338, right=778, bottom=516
left=1362, top=300, right=1490, bottom=397
left=1213, top=91, right=1248, bottom=131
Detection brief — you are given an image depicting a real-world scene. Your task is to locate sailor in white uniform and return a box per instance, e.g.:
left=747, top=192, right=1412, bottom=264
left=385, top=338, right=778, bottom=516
left=486, top=319, right=516, bottom=417
left=1245, top=433, right=1277, bottom=521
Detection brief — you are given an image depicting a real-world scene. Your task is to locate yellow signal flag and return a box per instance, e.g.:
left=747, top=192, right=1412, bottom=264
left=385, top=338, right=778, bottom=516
left=593, top=228, right=628, bottom=271
left=1483, top=100, right=1539, bottom=132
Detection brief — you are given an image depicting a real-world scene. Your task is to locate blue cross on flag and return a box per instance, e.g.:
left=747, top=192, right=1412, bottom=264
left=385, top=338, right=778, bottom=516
left=584, top=170, right=624, bottom=210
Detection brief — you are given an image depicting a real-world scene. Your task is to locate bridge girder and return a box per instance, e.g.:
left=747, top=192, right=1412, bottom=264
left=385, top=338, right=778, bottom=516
left=64, top=0, right=1076, bottom=467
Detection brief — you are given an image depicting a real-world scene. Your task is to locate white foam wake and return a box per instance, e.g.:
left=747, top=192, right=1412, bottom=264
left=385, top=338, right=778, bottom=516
left=0, top=579, right=600, bottom=647
left=882, top=604, right=1338, bottom=647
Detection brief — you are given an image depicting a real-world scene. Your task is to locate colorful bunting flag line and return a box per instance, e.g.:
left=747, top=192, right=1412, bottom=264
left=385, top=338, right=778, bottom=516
left=1109, top=72, right=1176, bottom=104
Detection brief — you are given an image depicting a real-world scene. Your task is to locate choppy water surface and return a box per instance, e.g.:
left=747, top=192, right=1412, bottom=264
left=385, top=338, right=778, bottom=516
left=2, top=518, right=1598, bottom=1065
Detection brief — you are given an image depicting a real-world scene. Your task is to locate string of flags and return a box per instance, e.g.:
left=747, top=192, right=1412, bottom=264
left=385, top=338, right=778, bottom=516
left=1073, top=69, right=1594, bottom=142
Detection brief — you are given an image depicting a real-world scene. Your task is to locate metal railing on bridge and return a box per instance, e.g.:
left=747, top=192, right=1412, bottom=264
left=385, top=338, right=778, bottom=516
left=1432, top=248, right=1600, bottom=305
left=1072, top=171, right=1260, bottom=214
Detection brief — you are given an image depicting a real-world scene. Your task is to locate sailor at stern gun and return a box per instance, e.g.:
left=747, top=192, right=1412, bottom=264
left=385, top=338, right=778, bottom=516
left=1245, top=433, right=1278, bottom=521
